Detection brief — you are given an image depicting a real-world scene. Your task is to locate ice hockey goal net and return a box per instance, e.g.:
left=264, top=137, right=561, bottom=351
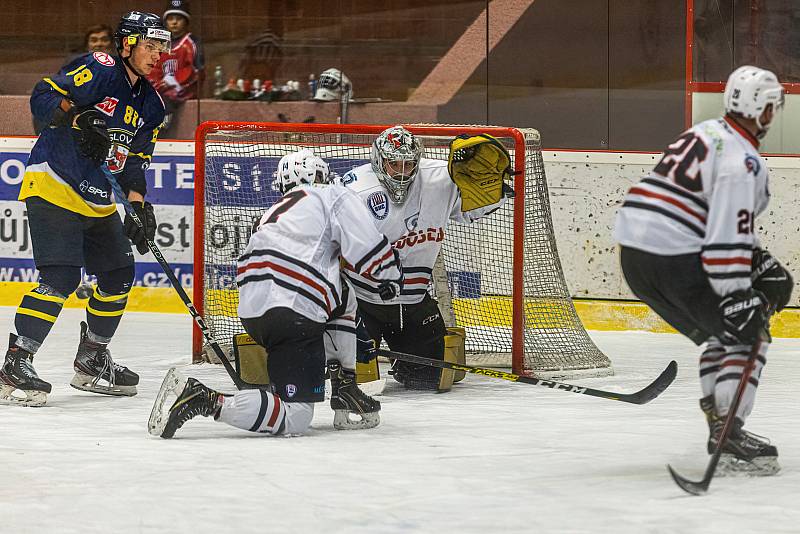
left=193, top=121, right=613, bottom=378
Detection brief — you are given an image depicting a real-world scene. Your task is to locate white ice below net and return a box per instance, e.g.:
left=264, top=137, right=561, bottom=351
left=3, top=306, right=799, bottom=533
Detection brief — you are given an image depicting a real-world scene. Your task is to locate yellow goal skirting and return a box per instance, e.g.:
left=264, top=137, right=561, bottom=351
left=1, top=282, right=797, bottom=337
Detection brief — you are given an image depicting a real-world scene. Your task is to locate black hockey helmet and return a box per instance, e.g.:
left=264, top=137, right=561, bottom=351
left=115, top=11, right=171, bottom=52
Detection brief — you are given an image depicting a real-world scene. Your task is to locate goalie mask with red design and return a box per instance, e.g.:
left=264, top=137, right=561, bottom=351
left=370, top=126, right=424, bottom=204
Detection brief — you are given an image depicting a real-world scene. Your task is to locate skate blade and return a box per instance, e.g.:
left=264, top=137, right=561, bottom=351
left=333, top=409, right=380, bottom=430
left=148, top=368, right=188, bottom=437
left=716, top=454, right=781, bottom=477
left=70, top=373, right=137, bottom=397
left=0, top=384, right=47, bottom=407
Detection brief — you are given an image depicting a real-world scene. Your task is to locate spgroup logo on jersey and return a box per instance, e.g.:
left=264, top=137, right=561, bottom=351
left=744, top=155, right=761, bottom=175
left=404, top=212, right=419, bottom=231
left=367, top=191, right=389, bottom=220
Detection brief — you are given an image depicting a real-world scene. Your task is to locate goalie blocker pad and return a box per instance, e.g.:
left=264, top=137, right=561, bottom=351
left=233, top=333, right=270, bottom=386
left=448, top=134, right=513, bottom=212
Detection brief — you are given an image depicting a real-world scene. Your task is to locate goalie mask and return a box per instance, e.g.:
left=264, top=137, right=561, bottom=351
left=724, top=66, right=785, bottom=138
left=314, top=68, right=353, bottom=102
left=371, top=126, right=424, bottom=204
left=275, top=149, right=330, bottom=194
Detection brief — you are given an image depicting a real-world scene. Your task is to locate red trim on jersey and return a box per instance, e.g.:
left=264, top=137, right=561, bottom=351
left=628, top=187, right=707, bottom=223
left=363, top=248, right=394, bottom=275
left=724, top=116, right=760, bottom=149
left=701, top=256, right=751, bottom=266
left=719, top=359, right=749, bottom=369
left=238, top=261, right=332, bottom=313
left=267, top=394, right=283, bottom=428
left=404, top=277, right=431, bottom=285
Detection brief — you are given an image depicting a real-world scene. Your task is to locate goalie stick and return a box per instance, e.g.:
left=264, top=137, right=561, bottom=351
left=102, top=165, right=252, bottom=391
left=377, top=348, right=676, bottom=405
left=667, top=338, right=764, bottom=496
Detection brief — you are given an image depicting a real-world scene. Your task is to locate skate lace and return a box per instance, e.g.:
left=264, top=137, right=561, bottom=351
left=91, top=350, right=123, bottom=388
left=19, top=357, right=37, bottom=379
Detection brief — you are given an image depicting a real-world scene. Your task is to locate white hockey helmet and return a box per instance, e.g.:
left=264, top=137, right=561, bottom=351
left=275, top=148, right=330, bottom=194
left=724, top=65, right=785, bottom=135
left=370, top=126, right=424, bottom=204
left=314, top=68, right=353, bottom=101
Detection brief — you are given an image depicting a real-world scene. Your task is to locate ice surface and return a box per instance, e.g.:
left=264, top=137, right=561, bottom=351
left=1, top=307, right=798, bottom=533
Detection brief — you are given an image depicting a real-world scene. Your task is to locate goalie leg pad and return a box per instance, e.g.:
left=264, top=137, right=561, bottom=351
left=445, top=327, right=467, bottom=383
left=233, top=333, right=269, bottom=385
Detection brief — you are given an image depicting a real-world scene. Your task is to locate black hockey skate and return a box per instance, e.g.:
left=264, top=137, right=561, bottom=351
left=159, top=376, right=223, bottom=439
left=70, top=322, right=138, bottom=396
left=0, top=334, right=52, bottom=407
left=329, top=360, right=380, bottom=430
left=708, top=416, right=780, bottom=476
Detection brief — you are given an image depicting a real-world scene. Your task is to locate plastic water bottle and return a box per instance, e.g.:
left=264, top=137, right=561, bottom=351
left=213, top=65, right=224, bottom=98
left=308, top=73, right=317, bottom=100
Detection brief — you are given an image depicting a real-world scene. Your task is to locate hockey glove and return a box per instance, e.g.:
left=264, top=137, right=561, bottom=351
left=378, top=280, right=402, bottom=301
left=74, top=110, right=111, bottom=165
left=751, top=248, right=794, bottom=315
left=718, top=288, right=770, bottom=345
left=448, top=134, right=514, bottom=212
left=124, top=201, right=156, bottom=255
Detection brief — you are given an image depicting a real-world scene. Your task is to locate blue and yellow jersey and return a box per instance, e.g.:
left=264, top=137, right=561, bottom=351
left=21, top=51, right=166, bottom=217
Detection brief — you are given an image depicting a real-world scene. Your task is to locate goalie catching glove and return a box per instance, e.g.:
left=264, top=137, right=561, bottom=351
left=448, top=134, right=515, bottom=212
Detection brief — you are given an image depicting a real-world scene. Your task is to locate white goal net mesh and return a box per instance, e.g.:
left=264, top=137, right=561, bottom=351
left=194, top=123, right=613, bottom=379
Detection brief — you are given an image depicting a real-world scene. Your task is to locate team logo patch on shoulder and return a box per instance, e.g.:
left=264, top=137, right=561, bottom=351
left=92, top=52, right=115, bottom=66
left=744, top=155, right=760, bottom=175
left=286, top=384, right=297, bottom=398
left=367, top=191, right=389, bottom=220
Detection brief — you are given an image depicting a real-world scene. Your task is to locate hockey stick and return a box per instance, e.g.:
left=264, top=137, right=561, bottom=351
left=101, top=165, right=252, bottom=391
left=376, top=348, right=677, bottom=405
left=667, top=338, right=764, bottom=495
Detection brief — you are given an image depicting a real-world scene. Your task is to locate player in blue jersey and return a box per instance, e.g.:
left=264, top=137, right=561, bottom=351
left=0, top=12, right=168, bottom=406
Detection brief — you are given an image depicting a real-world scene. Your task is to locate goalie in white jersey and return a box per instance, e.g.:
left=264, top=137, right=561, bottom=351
left=341, top=126, right=513, bottom=390
left=155, top=149, right=403, bottom=438
left=614, top=66, right=793, bottom=475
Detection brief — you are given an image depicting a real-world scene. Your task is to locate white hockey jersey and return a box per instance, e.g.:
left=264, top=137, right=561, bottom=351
left=614, top=117, right=770, bottom=297
left=237, top=184, right=401, bottom=323
left=340, top=159, right=507, bottom=305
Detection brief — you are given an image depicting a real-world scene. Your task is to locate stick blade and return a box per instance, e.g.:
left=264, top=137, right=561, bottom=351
left=624, top=360, right=678, bottom=404
left=667, top=464, right=708, bottom=496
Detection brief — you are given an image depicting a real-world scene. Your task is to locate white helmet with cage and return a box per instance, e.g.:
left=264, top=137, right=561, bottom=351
left=370, top=126, right=424, bottom=204
left=275, top=148, right=330, bottom=194
left=724, top=65, right=785, bottom=135
left=314, top=68, right=353, bottom=101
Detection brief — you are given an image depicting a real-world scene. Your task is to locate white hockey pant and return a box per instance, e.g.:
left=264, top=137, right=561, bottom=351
left=217, top=389, right=314, bottom=435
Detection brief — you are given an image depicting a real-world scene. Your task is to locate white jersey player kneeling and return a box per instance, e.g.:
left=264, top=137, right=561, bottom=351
left=150, top=149, right=403, bottom=438
left=614, top=66, right=792, bottom=476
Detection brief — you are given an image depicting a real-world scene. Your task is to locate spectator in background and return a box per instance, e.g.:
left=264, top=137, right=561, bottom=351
left=84, top=24, right=115, bottom=55
left=147, top=0, right=205, bottom=137
left=35, top=24, right=118, bottom=135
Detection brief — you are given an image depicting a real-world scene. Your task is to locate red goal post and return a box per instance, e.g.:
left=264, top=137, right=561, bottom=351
left=193, top=121, right=613, bottom=378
